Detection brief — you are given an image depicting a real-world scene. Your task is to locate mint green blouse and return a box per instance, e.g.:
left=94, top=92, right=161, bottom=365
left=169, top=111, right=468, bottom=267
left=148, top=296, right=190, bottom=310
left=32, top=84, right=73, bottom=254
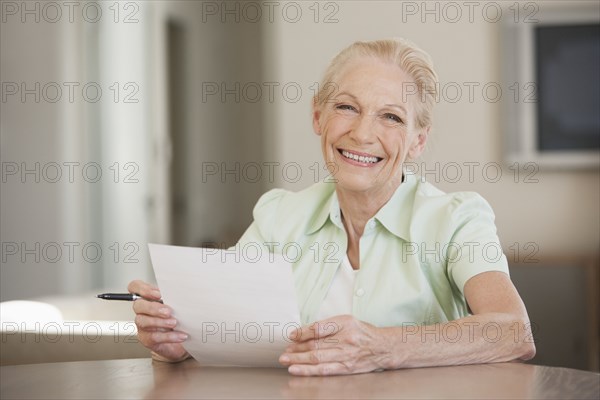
left=235, top=173, right=509, bottom=327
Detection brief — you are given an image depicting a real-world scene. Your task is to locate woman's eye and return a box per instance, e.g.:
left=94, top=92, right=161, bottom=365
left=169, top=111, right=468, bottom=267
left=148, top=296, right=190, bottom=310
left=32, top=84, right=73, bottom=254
left=335, top=104, right=356, bottom=112
left=382, top=113, right=402, bottom=124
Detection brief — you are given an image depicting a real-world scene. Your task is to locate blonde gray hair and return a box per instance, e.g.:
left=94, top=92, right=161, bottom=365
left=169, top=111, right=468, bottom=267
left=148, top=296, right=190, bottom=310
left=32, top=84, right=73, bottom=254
left=314, top=38, right=438, bottom=129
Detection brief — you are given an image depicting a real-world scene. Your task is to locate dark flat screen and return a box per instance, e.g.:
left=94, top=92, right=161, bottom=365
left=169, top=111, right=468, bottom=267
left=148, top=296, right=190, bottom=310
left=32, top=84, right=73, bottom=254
left=535, top=24, right=600, bottom=151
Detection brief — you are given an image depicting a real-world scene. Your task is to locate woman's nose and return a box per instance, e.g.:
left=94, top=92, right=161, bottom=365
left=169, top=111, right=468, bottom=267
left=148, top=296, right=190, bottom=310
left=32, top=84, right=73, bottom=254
left=349, top=114, right=376, bottom=144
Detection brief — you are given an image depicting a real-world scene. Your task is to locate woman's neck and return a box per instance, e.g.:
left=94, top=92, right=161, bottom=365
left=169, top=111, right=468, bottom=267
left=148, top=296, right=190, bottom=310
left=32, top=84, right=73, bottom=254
left=336, top=182, right=400, bottom=239
left=337, top=182, right=401, bottom=270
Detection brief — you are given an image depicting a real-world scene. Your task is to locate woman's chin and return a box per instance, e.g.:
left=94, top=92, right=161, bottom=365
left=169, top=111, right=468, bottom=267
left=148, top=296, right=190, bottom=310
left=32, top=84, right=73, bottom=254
left=334, top=175, right=381, bottom=193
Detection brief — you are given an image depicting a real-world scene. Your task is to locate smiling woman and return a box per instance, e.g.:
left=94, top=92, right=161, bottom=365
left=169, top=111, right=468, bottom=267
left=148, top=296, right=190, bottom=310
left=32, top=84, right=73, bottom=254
left=128, top=38, right=536, bottom=375
left=312, top=53, right=431, bottom=270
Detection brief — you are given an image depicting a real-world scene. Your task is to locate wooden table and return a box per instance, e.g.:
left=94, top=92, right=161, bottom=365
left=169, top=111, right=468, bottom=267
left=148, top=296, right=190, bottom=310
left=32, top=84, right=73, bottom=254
left=1, top=358, right=599, bottom=399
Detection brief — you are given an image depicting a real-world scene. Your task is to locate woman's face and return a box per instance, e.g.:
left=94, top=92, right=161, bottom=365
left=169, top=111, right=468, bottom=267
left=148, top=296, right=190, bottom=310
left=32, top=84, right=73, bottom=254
left=313, top=57, right=428, bottom=195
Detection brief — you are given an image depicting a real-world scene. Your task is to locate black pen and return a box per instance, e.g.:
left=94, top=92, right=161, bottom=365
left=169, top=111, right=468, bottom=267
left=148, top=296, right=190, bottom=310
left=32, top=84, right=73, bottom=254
left=97, top=293, right=163, bottom=303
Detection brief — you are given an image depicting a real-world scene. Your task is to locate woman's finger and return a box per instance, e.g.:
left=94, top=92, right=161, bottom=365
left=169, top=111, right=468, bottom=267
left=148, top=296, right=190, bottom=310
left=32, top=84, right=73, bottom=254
left=138, top=330, right=188, bottom=347
left=287, top=362, right=350, bottom=376
left=284, top=336, right=343, bottom=356
left=127, top=280, right=162, bottom=300
left=135, top=314, right=178, bottom=330
left=132, top=298, right=172, bottom=318
left=285, top=339, right=322, bottom=353
left=280, top=347, right=343, bottom=366
left=290, top=319, right=343, bottom=343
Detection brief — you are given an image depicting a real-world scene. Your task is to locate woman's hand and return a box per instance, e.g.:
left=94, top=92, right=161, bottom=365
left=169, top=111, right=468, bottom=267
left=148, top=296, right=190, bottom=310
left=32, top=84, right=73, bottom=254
left=128, top=280, right=190, bottom=362
left=278, top=315, right=393, bottom=376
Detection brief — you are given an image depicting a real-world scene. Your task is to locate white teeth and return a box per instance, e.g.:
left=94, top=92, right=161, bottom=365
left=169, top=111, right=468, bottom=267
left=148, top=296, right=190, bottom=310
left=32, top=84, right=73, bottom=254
left=341, top=150, right=379, bottom=164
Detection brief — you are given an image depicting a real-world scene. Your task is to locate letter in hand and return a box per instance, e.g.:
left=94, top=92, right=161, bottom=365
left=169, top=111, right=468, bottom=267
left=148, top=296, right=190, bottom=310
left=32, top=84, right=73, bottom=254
left=128, top=279, right=190, bottom=362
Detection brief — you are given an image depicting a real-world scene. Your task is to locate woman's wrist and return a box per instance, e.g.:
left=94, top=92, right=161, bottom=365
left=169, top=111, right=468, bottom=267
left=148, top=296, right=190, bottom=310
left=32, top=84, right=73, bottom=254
left=377, top=326, right=407, bottom=370
left=150, top=350, right=191, bottom=363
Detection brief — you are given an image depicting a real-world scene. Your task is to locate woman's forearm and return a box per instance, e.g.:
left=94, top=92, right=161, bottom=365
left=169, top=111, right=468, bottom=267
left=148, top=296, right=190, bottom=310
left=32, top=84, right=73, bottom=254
left=381, top=313, right=536, bottom=369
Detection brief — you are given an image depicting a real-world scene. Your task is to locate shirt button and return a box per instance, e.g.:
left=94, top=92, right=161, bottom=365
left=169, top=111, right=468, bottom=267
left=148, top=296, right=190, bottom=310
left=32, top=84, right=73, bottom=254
left=355, top=288, right=365, bottom=297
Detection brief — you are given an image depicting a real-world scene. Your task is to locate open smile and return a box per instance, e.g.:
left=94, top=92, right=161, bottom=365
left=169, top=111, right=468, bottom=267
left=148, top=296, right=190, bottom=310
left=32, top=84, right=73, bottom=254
left=338, top=149, right=383, bottom=165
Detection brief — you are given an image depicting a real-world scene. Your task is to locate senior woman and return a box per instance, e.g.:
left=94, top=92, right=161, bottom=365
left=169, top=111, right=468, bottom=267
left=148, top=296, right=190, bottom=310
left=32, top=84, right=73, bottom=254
left=129, top=38, right=536, bottom=376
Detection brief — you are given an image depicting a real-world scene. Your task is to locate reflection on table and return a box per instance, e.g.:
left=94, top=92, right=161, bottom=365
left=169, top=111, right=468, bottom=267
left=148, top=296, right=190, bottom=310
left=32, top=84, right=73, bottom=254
left=1, top=358, right=599, bottom=399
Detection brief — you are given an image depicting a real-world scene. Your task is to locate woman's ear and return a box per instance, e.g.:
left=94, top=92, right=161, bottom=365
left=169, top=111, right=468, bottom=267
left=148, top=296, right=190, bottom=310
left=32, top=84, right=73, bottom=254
left=312, top=102, right=322, bottom=136
left=407, top=126, right=430, bottom=160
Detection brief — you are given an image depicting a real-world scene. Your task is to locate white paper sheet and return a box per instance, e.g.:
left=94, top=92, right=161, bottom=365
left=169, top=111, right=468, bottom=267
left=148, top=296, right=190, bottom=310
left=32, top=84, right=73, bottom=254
left=148, top=243, right=301, bottom=367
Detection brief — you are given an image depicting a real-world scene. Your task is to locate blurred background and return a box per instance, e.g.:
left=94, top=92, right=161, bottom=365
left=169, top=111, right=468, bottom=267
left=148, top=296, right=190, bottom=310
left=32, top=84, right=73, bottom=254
left=1, top=1, right=598, bottom=370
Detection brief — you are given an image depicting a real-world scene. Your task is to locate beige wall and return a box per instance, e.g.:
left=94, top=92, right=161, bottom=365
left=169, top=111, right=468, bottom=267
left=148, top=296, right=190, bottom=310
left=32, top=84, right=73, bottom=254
left=1, top=1, right=598, bottom=302
left=0, top=1, right=267, bottom=300
left=262, top=0, right=600, bottom=257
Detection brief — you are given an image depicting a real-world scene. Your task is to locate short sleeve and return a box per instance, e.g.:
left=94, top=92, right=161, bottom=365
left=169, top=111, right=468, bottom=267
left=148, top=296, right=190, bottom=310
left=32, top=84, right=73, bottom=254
left=445, top=193, right=509, bottom=294
left=235, top=188, right=287, bottom=247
